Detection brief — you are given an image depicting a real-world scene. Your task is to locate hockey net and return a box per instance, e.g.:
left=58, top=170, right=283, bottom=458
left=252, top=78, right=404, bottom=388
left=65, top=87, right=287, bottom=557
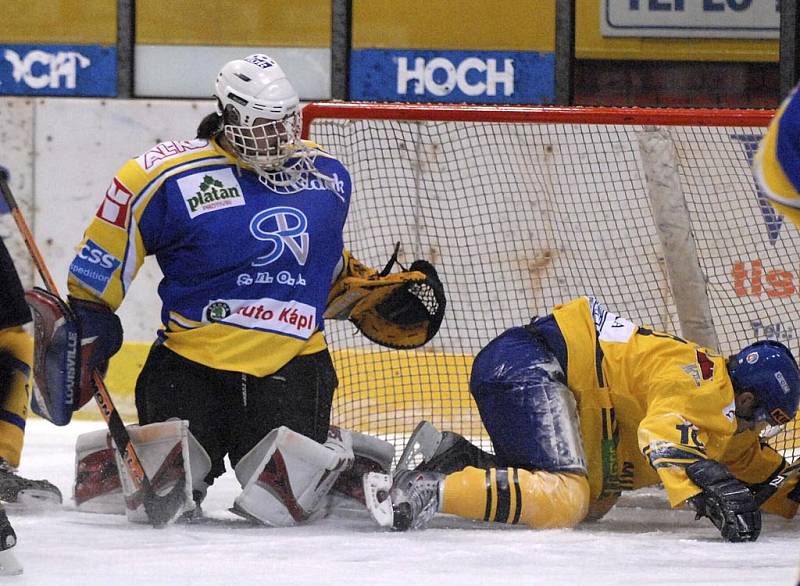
left=302, top=103, right=799, bottom=466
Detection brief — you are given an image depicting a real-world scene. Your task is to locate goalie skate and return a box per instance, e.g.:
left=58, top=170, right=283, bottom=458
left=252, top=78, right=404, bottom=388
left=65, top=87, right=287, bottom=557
left=0, top=458, right=62, bottom=506
left=363, top=472, right=393, bottom=528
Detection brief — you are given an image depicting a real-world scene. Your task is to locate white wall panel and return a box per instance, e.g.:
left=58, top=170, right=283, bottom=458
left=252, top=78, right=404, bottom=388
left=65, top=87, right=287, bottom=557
left=34, top=98, right=215, bottom=341
left=0, top=98, right=35, bottom=288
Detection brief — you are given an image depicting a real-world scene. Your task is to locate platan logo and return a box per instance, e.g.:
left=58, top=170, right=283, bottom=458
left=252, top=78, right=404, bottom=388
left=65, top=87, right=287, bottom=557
left=397, top=56, right=514, bottom=97
left=178, top=168, right=245, bottom=218
left=4, top=49, right=90, bottom=90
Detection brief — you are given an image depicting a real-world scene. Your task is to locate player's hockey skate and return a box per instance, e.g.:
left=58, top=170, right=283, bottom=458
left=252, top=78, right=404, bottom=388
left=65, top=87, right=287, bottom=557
left=363, top=469, right=443, bottom=531
left=394, top=421, right=443, bottom=475
left=389, top=470, right=444, bottom=531
left=0, top=506, right=22, bottom=575
left=396, top=421, right=496, bottom=476
left=0, top=458, right=62, bottom=506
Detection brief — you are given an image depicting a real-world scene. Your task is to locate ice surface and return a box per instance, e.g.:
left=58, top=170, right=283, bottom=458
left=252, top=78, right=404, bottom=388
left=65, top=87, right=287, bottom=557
left=8, top=420, right=800, bottom=585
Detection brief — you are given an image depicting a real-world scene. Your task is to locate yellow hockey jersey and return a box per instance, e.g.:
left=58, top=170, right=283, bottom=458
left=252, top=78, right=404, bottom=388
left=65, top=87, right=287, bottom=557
left=551, top=297, right=796, bottom=518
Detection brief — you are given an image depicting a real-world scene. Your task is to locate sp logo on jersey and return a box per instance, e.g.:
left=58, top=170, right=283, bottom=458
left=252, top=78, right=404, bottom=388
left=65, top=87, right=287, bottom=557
left=178, top=169, right=245, bottom=218
left=250, top=207, right=309, bottom=266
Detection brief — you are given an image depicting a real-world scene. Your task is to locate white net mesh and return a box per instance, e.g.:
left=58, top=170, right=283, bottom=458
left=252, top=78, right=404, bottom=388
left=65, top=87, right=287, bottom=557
left=305, top=106, right=798, bottom=465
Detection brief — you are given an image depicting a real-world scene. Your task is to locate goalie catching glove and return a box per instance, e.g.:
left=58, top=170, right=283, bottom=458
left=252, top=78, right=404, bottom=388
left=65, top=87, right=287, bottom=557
left=24, top=288, right=122, bottom=426
left=325, top=246, right=446, bottom=349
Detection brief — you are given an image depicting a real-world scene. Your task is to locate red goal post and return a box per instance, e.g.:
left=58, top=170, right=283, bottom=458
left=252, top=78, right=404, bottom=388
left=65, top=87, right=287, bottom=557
left=302, top=102, right=798, bottom=465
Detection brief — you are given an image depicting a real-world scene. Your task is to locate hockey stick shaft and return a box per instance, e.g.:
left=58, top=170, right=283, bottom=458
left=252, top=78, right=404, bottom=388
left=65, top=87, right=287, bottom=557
left=754, top=458, right=800, bottom=507
left=0, top=170, right=58, bottom=292
left=0, top=168, right=183, bottom=526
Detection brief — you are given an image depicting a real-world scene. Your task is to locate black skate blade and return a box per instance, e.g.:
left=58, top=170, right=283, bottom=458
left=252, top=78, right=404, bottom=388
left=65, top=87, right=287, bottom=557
left=17, top=489, right=63, bottom=507
left=3, top=490, right=63, bottom=513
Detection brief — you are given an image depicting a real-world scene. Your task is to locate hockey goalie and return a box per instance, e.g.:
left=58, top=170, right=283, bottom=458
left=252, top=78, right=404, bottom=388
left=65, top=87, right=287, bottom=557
left=26, top=53, right=444, bottom=527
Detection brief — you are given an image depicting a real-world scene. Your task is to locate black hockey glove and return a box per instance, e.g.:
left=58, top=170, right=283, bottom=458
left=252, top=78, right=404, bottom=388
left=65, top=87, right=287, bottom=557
left=686, top=459, right=761, bottom=542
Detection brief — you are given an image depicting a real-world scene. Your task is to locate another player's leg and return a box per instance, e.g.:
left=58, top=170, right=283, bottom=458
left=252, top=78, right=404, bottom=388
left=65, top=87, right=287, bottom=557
left=371, top=327, right=590, bottom=531
left=0, top=329, right=61, bottom=505
left=0, top=239, right=61, bottom=506
left=395, top=420, right=496, bottom=476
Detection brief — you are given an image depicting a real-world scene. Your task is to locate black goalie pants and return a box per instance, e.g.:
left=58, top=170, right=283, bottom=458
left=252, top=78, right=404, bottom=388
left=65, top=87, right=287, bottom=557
left=135, top=343, right=338, bottom=485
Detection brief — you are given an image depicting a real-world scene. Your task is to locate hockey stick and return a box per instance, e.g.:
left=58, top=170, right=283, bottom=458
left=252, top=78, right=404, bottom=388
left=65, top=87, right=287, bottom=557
left=0, top=167, right=186, bottom=527
left=753, top=458, right=800, bottom=508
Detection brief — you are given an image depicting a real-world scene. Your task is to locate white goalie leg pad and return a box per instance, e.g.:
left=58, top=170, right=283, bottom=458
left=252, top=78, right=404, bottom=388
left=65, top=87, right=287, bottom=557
left=330, top=428, right=394, bottom=505
left=233, top=426, right=354, bottom=526
left=74, top=422, right=211, bottom=520
left=74, top=428, right=125, bottom=514
left=114, top=420, right=211, bottom=524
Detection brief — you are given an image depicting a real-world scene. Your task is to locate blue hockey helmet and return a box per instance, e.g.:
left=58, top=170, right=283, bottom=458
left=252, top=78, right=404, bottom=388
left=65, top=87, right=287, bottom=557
left=729, top=340, right=800, bottom=426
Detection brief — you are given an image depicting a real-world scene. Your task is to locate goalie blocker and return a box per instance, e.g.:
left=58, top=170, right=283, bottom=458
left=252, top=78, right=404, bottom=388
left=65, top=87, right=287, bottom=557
left=24, top=288, right=122, bottom=426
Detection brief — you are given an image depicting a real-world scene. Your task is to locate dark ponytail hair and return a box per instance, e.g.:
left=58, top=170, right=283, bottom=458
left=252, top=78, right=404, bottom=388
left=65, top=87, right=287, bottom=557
left=196, top=112, right=223, bottom=139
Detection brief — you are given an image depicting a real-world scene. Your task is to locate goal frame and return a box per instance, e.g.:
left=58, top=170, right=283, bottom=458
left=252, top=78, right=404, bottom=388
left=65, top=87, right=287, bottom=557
left=301, top=102, right=775, bottom=137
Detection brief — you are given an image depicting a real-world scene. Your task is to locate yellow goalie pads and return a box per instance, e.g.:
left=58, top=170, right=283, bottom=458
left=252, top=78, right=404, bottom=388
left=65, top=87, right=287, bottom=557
left=325, top=248, right=446, bottom=349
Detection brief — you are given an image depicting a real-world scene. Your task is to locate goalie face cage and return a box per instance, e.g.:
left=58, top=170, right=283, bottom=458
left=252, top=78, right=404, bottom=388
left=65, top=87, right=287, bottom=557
left=302, top=102, right=799, bottom=467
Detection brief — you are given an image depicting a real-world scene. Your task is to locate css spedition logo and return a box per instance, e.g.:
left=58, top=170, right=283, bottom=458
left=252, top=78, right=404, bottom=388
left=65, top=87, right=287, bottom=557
left=397, top=56, right=514, bottom=97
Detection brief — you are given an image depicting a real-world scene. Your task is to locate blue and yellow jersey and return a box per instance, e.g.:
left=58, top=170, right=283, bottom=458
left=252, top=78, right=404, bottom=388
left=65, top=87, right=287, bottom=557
left=549, top=297, right=796, bottom=517
left=754, top=86, right=800, bottom=228
left=67, top=138, right=351, bottom=377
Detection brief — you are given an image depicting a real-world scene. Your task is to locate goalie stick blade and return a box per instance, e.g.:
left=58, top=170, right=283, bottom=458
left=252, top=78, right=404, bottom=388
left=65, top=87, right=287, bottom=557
left=0, top=549, right=22, bottom=576
left=363, top=472, right=393, bottom=528
left=394, top=421, right=443, bottom=477
left=141, top=476, right=188, bottom=528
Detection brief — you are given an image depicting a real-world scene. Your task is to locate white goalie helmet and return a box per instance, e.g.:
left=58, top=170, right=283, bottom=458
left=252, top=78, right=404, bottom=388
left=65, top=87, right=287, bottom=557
left=214, top=54, right=319, bottom=192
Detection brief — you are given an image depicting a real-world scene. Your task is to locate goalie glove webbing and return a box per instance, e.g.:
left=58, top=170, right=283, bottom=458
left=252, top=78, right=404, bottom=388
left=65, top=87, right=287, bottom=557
left=325, top=253, right=446, bottom=350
